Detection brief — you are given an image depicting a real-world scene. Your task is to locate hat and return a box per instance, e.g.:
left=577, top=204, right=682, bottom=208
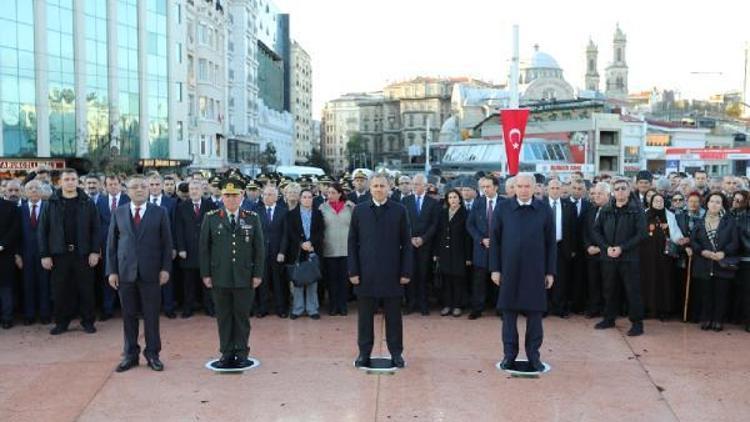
left=256, top=173, right=270, bottom=184
left=353, top=170, right=368, bottom=180
left=318, top=175, right=334, bottom=185
left=220, top=174, right=246, bottom=195
left=209, top=176, right=221, bottom=188
left=246, top=181, right=260, bottom=191
left=297, top=175, right=313, bottom=186
left=636, top=170, right=653, bottom=182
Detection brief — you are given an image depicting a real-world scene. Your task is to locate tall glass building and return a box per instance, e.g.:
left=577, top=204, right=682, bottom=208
left=0, top=0, right=187, bottom=162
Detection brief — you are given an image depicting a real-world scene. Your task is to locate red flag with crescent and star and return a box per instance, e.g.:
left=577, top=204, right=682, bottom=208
left=500, top=109, right=530, bottom=176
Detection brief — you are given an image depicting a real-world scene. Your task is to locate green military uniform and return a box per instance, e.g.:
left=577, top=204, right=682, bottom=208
left=199, top=185, right=265, bottom=362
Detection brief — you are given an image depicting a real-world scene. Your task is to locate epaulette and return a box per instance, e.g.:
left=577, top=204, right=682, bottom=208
left=239, top=209, right=257, bottom=217
left=206, top=209, right=221, bottom=216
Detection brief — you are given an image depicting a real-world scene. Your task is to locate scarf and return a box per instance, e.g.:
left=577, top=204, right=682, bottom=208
left=329, top=199, right=345, bottom=214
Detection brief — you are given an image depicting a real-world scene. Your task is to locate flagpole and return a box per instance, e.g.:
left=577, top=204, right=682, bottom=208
left=510, top=24, right=520, bottom=109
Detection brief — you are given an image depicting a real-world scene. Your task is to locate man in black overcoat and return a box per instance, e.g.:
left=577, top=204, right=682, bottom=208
left=490, top=173, right=556, bottom=372
left=348, top=173, right=412, bottom=368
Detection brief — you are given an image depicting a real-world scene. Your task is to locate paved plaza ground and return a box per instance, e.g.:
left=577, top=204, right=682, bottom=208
left=0, top=310, right=748, bottom=421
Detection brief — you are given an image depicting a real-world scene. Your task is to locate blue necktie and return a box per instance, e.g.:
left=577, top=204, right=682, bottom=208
left=416, top=196, right=422, bottom=215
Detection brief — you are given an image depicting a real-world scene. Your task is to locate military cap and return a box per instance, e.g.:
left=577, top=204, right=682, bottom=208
left=220, top=174, right=246, bottom=195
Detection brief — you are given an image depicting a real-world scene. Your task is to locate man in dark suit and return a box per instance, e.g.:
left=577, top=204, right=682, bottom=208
left=19, top=181, right=50, bottom=325
left=96, top=174, right=130, bottom=320
left=254, top=185, right=289, bottom=318
left=490, top=173, right=556, bottom=372
left=348, top=170, right=371, bottom=204
left=466, top=176, right=502, bottom=319
left=402, top=174, right=439, bottom=315
left=349, top=174, right=412, bottom=368
left=39, top=169, right=101, bottom=335
left=391, top=175, right=412, bottom=203
left=175, top=180, right=216, bottom=318
left=568, top=179, right=591, bottom=314
left=148, top=173, right=178, bottom=319
left=0, top=195, right=21, bottom=329
left=85, top=174, right=102, bottom=205
left=582, top=182, right=610, bottom=318
left=107, top=175, right=173, bottom=372
left=545, top=179, right=577, bottom=318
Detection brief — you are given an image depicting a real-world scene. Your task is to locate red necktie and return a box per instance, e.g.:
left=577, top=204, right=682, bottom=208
left=111, top=197, right=117, bottom=213
left=30, top=204, right=37, bottom=228
left=194, top=203, right=200, bottom=217
left=134, top=207, right=142, bottom=228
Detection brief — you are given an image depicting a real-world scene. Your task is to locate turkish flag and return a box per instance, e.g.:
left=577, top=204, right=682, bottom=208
left=500, top=109, right=530, bottom=176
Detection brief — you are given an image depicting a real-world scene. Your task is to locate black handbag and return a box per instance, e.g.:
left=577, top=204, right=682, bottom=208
left=718, top=257, right=739, bottom=271
left=286, top=246, right=321, bottom=287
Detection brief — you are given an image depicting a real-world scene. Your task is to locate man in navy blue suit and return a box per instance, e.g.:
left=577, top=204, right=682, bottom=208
left=148, top=173, right=178, bottom=319
left=0, top=194, right=21, bottom=329
left=96, top=174, right=130, bottom=320
left=254, top=185, right=289, bottom=318
left=19, top=181, right=51, bottom=325
left=401, top=174, right=439, bottom=315
left=568, top=179, right=591, bottom=314
left=466, top=176, right=502, bottom=320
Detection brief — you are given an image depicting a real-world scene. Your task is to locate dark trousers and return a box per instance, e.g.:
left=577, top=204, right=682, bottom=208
left=161, top=267, right=176, bottom=313
left=324, top=257, right=348, bottom=313
left=548, top=244, right=570, bottom=315
left=601, top=260, right=644, bottom=322
left=213, top=287, right=253, bottom=359
left=739, top=264, right=750, bottom=324
left=406, top=247, right=431, bottom=313
left=183, top=268, right=214, bottom=314
left=357, top=296, right=403, bottom=357
left=569, top=253, right=588, bottom=313
left=22, top=255, right=51, bottom=320
left=441, top=274, right=466, bottom=309
left=256, top=260, right=288, bottom=315
left=471, top=267, right=496, bottom=313
left=0, top=282, right=12, bottom=322
left=502, top=310, right=544, bottom=363
left=51, top=253, right=95, bottom=327
left=586, top=257, right=603, bottom=315
left=698, top=276, right=730, bottom=323
left=119, top=281, right=161, bottom=359
left=102, top=275, right=118, bottom=315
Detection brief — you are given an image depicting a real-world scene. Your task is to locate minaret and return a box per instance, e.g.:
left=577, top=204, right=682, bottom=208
left=605, top=24, right=629, bottom=99
left=585, top=38, right=600, bottom=91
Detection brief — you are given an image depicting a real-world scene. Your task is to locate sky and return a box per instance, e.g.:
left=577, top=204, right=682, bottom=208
left=275, top=0, right=750, bottom=119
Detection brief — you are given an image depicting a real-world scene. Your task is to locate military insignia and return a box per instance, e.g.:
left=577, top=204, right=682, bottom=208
left=218, top=223, right=223, bottom=230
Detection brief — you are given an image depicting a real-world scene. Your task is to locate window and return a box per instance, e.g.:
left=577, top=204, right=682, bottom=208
left=228, top=69, right=234, bottom=80
left=215, top=135, right=221, bottom=156
left=200, top=135, right=207, bottom=155
left=198, top=23, right=207, bottom=44
left=175, top=4, right=181, bottom=24
left=188, top=94, right=195, bottom=116
left=175, top=82, right=183, bottom=102
left=198, top=58, right=207, bottom=80
left=176, top=43, right=182, bottom=63
left=209, top=99, right=215, bottom=119
left=199, top=96, right=207, bottom=117
left=177, top=121, right=184, bottom=141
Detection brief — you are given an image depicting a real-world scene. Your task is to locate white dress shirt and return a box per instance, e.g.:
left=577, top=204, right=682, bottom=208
left=130, top=202, right=145, bottom=219
left=150, top=194, right=163, bottom=207
left=549, top=198, right=563, bottom=242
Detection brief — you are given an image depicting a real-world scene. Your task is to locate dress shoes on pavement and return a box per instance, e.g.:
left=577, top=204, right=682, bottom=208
left=278, top=312, right=289, bottom=319
left=215, top=355, right=237, bottom=369
left=467, top=312, right=481, bottom=320
left=40, top=317, right=52, bottom=325
left=499, top=358, right=516, bottom=371
left=289, top=314, right=299, bottom=320
left=49, top=325, right=68, bottom=335
left=594, top=319, right=615, bottom=330
left=181, top=311, right=193, bottom=319
left=164, top=311, right=177, bottom=319
left=99, top=313, right=113, bottom=322
left=115, top=357, right=139, bottom=373
left=1, top=320, right=13, bottom=329
left=23, top=317, right=35, bottom=326
left=627, top=321, right=644, bottom=337
left=528, top=360, right=545, bottom=373
left=391, top=355, right=405, bottom=368
left=82, top=323, right=97, bottom=334
left=354, top=355, right=371, bottom=368
left=146, top=357, right=164, bottom=371
left=310, top=314, right=320, bottom=320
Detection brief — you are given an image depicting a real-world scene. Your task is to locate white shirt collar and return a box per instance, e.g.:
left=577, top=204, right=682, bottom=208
left=373, top=198, right=386, bottom=207
left=109, top=193, right=120, bottom=202
left=28, top=200, right=40, bottom=210
left=517, top=198, right=532, bottom=206
left=130, top=202, right=146, bottom=215
left=265, top=204, right=275, bottom=211
left=151, top=194, right=162, bottom=203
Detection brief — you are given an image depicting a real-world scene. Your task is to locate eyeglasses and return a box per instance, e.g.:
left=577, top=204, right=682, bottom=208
left=613, top=186, right=628, bottom=192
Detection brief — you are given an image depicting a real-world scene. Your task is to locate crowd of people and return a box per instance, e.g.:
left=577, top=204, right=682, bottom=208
left=0, top=166, right=749, bottom=340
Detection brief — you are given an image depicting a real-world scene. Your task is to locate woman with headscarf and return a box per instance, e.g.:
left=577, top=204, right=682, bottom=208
left=641, top=193, right=685, bottom=320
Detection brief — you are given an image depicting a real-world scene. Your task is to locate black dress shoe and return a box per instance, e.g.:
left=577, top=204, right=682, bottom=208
left=234, top=357, right=255, bottom=369
left=594, top=319, right=615, bottom=330
left=256, top=312, right=267, bottom=319
left=40, top=317, right=52, bottom=325
left=354, top=355, right=371, bottom=368
left=559, top=312, right=570, bottom=319
left=468, top=312, right=481, bottom=320
left=23, top=318, right=35, bottom=326
left=528, top=360, right=546, bottom=373
left=712, top=322, right=723, bottom=332
left=278, top=313, right=288, bottom=319
left=100, top=313, right=113, bottom=322
left=700, top=321, right=711, bottom=330
left=289, top=314, right=299, bottom=320
left=115, top=357, right=139, bottom=373
left=340, top=310, right=348, bottom=316
left=146, top=357, right=164, bottom=371
left=82, top=324, right=97, bottom=334
left=328, top=310, right=336, bottom=316
left=310, top=314, right=320, bottom=320
left=391, top=355, right=405, bottom=368
left=205, top=310, right=215, bottom=317
left=49, top=325, right=68, bottom=335
left=627, top=322, right=644, bottom=337
left=420, top=310, right=430, bottom=316
left=1, top=321, right=12, bottom=329
left=165, top=311, right=177, bottom=319
left=181, top=311, right=193, bottom=319
left=215, top=355, right=236, bottom=369
left=499, top=358, right=516, bottom=371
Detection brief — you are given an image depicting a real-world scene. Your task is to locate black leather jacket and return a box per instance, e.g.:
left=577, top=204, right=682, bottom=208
left=38, top=188, right=101, bottom=258
left=592, top=197, right=647, bottom=262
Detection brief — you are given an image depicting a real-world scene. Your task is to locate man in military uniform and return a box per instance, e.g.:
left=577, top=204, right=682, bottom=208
left=200, top=173, right=265, bottom=369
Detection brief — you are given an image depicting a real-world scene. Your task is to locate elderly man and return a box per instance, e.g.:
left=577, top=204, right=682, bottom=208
left=392, top=176, right=412, bottom=203
left=254, top=185, right=289, bottom=318
left=4, top=180, right=22, bottom=206
left=0, top=193, right=20, bottom=328
left=349, top=174, right=412, bottom=368
left=544, top=179, right=577, bottom=318
left=581, top=182, right=611, bottom=318
left=107, top=176, right=173, bottom=372
left=19, top=181, right=50, bottom=325
left=490, top=173, right=556, bottom=372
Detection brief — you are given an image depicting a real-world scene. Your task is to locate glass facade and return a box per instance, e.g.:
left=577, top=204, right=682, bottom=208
left=84, top=0, right=109, bottom=154
left=146, top=0, right=168, bottom=158
left=47, top=0, right=76, bottom=156
left=0, top=1, right=37, bottom=156
left=117, top=0, right=140, bottom=158
left=257, top=41, right=284, bottom=112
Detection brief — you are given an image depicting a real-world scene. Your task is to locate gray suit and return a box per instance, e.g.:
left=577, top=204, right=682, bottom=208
left=106, top=203, right=173, bottom=360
